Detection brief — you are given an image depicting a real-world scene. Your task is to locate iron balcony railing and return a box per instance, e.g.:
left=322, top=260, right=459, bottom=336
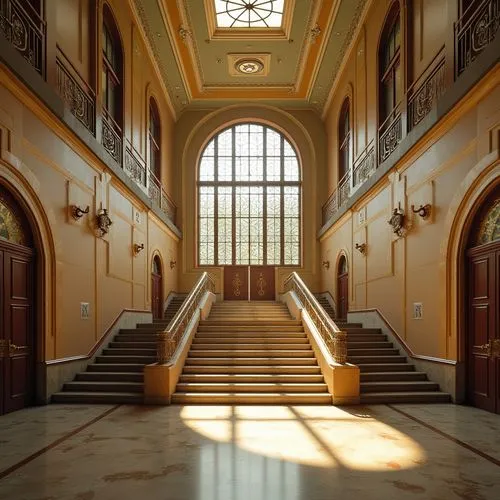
left=0, top=0, right=45, bottom=75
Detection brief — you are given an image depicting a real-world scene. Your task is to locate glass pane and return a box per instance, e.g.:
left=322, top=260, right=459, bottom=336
left=218, top=129, right=232, bottom=156
left=267, top=129, right=281, bottom=157
left=284, top=157, right=299, bottom=182
left=283, top=140, right=295, bottom=157
left=395, top=62, right=402, bottom=106
left=204, top=139, right=215, bottom=157
left=217, top=187, right=232, bottom=265
left=266, top=157, right=281, bottom=181
left=200, top=157, right=215, bottom=182
left=218, top=157, right=232, bottom=182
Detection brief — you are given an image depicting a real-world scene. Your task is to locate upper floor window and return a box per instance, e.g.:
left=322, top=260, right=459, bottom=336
left=379, top=2, right=401, bottom=125
left=102, top=5, right=122, bottom=129
left=149, top=98, right=161, bottom=180
left=198, top=123, right=301, bottom=266
left=338, top=98, right=350, bottom=182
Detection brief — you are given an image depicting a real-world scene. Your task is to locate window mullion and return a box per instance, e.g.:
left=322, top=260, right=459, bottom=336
left=263, top=127, right=267, bottom=265
left=214, top=136, right=219, bottom=266
left=280, top=136, right=285, bottom=266
left=231, top=127, right=236, bottom=266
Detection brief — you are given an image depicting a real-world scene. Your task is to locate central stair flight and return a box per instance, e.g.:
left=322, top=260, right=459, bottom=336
left=172, top=301, right=331, bottom=404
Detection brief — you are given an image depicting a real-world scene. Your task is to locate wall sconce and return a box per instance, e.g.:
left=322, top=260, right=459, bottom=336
left=170, top=260, right=177, bottom=269
left=71, top=205, right=89, bottom=220
left=133, top=243, right=144, bottom=255
left=355, top=243, right=367, bottom=255
left=96, top=208, right=113, bottom=237
left=322, top=261, right=330, bottom=269
left=388, top=205, right=406, bottom=237
left=411, top=203, right=432, bottom=220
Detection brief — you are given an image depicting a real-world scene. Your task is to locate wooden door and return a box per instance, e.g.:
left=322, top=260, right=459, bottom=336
left=151, top=256, right=163, bottom=319
left=467, top=242, right=499, bottom=413
left=0, top=241, right=34, bottom=415
left=223, top=266, right=249, bottom=300
left=337, top=256, right=348, bottom=320
left=250, top=266, right=275, bottom=300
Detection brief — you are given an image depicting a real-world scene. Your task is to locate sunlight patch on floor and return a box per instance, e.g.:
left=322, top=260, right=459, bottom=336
left=180, top=405, right=426, bottom=470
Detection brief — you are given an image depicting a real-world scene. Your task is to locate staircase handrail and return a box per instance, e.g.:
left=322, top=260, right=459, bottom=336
left=156, top=272, right=215, bottom=363
left=283, top=272, right=347, bottom=364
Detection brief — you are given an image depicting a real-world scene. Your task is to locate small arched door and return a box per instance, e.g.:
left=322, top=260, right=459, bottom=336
left=151, top=256, right=163, bottom=320
left=0, top=186, right=35, bottom=415
left=466, top=185, right=500, bottom=414
left=337, top=255, right=348, bottom=320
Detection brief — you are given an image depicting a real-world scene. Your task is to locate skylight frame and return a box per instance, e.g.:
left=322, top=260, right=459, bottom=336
left=214, top=0, right=285, bottom=29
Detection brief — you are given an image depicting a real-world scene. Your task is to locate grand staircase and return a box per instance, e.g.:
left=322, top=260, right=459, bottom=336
left=51, top=296, right=186, bottom=404
left=315, top=295, right=450, bottom=404
left=171, top=301, right=331, bottom=404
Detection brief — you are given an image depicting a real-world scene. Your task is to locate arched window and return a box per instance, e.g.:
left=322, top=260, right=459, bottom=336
left=338, top=98, right=350, bottom=182
left=149, top=98, right=161, bottom=180
left=379, top=3, right=401, bottom=126
left=198, top=123, right=301, bottom=266
left=102, top=5, right=123, bottom=133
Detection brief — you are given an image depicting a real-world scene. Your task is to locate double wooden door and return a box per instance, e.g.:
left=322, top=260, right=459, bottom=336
left=151, top=272, right=162, bottom=319
left=223, top=266, right=275, bottom=301
left=0, top=240, right=34, bottom=415
left=337, top=272, right=348, bottom=320
left=467, top=242, right=500, bottom=413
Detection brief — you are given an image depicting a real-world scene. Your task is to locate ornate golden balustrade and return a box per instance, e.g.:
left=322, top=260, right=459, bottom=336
left=156, top=272, right=215, bottom=364
left=283, top=272, right=347, bottom=364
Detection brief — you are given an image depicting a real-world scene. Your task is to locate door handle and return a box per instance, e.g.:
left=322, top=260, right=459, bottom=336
left=473, top=343, right=492, bottom=356
left=9, top=342, right=28, bottom=354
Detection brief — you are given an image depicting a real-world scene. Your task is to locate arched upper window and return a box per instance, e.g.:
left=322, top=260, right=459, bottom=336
left=102, top=5, right=123, bottom=131
left=149, top=98, right=161, bottom=180
left=338, top=98, right=350, bottom=182
left=379, top=2, right=401, bottom=126
left=198, top=123, right=301, bottom=266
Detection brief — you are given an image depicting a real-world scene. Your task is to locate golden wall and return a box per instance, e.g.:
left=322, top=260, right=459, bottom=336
left=321, top=0, right=500, bottom=361
left=0, top=0, right=179, bottom=361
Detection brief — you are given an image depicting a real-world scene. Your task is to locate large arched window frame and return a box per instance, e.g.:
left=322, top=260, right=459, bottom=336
left=198, top=123, right=301, bottom=266
left=149, top=98, right=161, bottom=181
left=102, top=5, right=123, bottom=132
left=338, top=97, right=351, bottom=183
left=379, top=2, right=402, bottom=127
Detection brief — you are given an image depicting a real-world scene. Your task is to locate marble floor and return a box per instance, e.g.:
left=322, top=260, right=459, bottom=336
left=0, top=404, right=499, bottom=500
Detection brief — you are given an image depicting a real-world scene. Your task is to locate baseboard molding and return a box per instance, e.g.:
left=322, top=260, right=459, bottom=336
left=41, top=309, right=152, bottom=402
left=348, top=309, right=459, bottom=401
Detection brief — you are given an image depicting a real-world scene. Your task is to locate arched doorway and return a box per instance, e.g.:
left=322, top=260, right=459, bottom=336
left=151, top=255, right=163, bottom=320
left=337, top=255, right=348, bottom=320
left=466, top=183, right=500, bottom=413
left=0, top=185, right=35, bottom=415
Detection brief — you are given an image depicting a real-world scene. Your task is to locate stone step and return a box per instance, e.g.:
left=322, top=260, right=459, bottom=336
left=360, top=391, right=451, bottom=404
left=346, top=341, right=393, bottom=348
left=200, top=320, right=302, bottom=327
left=344, top=334, right=387, bottom=341
left=63, top=381, right=144, bottom=393
left=51, top=391, right=143, bottom=404
left=171, top=393, right=331, bottom=405
left=347, top=348, right=400, bottom=356
left=87, top=363, right=145, bottom=372
left=192, top=336, right=309, bottom=344
left=114, top=334, right=158, bottom=342
left=96, top=355, right=156, bottom=364
left=120, top=328, right=164, bottom=334
left=179, top=374, right=325, bottom=383
left=190, top=343, right=310, bottom=350
left=349, top=355, right=406, bottom=364
left=182, top=365, right=322, bottom=374
left=175, top=382, right=328, bottom=393
left=344, top=328, right=382, bottom=334
left=360, top=381, right=439, bottom=393
left=357, top=363, right=414, bottom=372
left=195, top=331, right=307, bottom=339
left=76, top=372, right=144, bottom=382
left=103, top=348, right=156, bottom=356
left=187, top=349, right=314, bottom=358
left=109, top=341, right=156, bottom=349
left=360, top=371, right=427, bottom=382
left=185, top=357, right=319, bottom=366
left=197, top=325, right=304, bottom=332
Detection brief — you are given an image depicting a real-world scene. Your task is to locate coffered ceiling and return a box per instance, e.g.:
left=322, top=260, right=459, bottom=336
left=132, top=0, right=368, bottom=116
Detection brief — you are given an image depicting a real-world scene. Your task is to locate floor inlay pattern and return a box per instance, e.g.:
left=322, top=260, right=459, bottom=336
left=0, top=404, right=499, bottom=500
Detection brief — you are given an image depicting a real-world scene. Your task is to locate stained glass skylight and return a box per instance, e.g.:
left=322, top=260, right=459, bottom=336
left=214, top=0, right=285, bottom=28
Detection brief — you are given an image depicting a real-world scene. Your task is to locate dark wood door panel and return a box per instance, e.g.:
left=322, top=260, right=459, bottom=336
left=250, top=267, right=275, bottom=301
left=151, top=274, right=162, bottom=319
left=223, top=266, right=248, bottom=300
left=337, top=274, right=348, bottom=320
